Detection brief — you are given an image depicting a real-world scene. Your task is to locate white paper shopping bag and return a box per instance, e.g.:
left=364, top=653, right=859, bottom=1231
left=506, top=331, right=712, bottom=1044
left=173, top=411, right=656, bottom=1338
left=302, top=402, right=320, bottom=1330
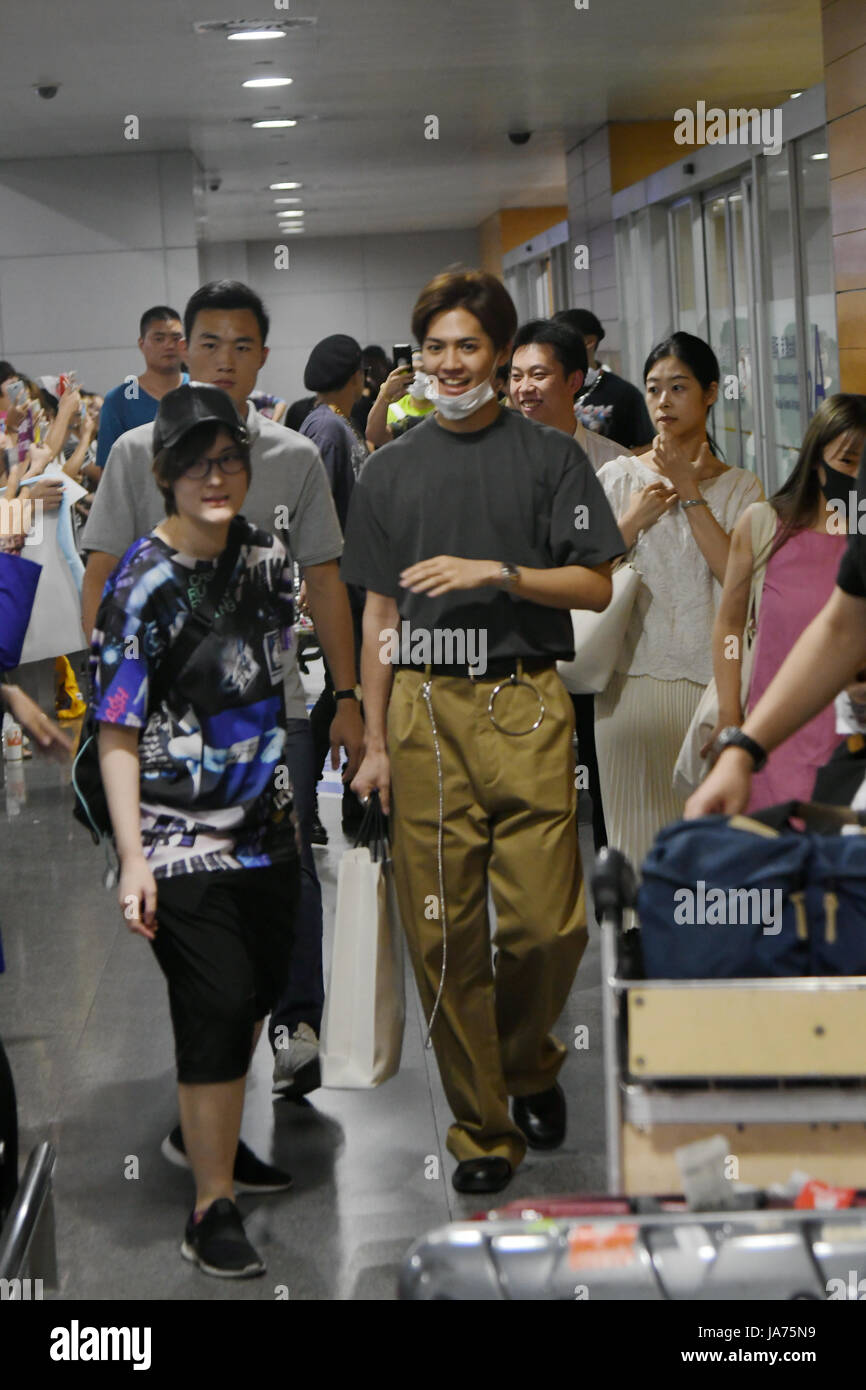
left=320, top=845, right=405, bottom=1088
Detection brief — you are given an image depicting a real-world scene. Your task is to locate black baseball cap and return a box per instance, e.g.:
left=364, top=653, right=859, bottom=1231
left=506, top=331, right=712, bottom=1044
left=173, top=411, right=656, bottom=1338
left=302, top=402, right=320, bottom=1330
left=153, top=382, right=248, bottom=452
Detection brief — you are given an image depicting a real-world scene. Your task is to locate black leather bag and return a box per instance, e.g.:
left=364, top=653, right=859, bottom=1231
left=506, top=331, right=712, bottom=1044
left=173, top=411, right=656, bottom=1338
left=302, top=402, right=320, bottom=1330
left=72, top=521, right=243, bottom=845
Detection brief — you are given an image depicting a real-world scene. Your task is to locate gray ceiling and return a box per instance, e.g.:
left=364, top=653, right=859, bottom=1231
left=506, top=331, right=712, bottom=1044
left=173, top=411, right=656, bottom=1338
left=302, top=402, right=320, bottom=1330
left=0, top=0, right=824, bottom=242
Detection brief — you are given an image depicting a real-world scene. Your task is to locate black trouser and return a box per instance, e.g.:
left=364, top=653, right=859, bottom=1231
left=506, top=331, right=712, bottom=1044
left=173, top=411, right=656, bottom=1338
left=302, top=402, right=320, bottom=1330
left=151, top=860, right=300, bottom=1084
left=309, top=595, right=365, bottom=829
left=309, top=663, right=337, bottom=779
left=572, top=692, right=608, bottom=852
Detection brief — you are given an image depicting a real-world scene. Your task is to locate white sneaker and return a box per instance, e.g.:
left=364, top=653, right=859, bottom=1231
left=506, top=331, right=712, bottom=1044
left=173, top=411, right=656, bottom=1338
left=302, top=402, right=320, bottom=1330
left=272, top=1023, right=321, bottom=1098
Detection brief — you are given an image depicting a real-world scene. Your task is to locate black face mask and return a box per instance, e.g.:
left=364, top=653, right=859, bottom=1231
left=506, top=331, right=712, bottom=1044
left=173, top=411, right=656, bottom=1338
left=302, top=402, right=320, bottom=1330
left=819, top=461, right=856, bottom=507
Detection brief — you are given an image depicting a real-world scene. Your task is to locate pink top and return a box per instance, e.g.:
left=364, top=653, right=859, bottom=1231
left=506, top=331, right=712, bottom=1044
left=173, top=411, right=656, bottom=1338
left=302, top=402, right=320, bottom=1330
left=747, top=524, right=847, bottom=812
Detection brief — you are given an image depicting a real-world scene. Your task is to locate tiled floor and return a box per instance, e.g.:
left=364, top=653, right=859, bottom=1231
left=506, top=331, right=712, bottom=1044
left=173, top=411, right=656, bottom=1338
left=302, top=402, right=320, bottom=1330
left=1, top=661, right=606, bottom=1301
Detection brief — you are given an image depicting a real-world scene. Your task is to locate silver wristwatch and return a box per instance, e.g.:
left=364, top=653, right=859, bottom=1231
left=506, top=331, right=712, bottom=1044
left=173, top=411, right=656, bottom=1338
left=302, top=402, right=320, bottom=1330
left=499, top=563, right=520, bottom=590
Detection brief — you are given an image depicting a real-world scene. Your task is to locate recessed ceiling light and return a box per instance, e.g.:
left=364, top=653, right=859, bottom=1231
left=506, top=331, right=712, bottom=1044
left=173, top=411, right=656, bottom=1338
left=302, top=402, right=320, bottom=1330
left=243, top=77, right=293, bottom=88
left=277, top=210, right=304, bottom=217
left=811, top=151, right=829, bottom=160
left=270, top=181, right=302, bottom=189
left=274, top=196, right=301, bottom=203
left=194, top=19, right=317, bottom=39
left=228, top=30, right=286, bottom=41
left=790, top=91, right=803, bottom=99
left=253, top=119, right=296, bottom=128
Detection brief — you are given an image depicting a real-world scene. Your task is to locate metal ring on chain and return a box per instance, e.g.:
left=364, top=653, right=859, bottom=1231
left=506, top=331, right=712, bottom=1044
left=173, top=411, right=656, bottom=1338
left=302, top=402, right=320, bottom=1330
left=487, top=674, right=545, bottom=736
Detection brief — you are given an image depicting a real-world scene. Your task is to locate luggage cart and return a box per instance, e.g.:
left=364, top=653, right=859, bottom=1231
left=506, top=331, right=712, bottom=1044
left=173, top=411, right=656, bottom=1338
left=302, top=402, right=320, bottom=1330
left=398, top=847, right=866, bottom=1299
left=594, top=847, right=866, bottom=1195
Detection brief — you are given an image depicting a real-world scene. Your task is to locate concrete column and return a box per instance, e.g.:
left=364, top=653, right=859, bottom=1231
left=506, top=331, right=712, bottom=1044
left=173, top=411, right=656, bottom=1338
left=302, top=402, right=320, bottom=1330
left=565, top=128, right=621, bottom=372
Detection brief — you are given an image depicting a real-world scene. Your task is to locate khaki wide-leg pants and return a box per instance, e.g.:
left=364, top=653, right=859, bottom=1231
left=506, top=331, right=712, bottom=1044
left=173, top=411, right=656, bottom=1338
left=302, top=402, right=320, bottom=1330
left=387, top=666, right=587, bottom=1168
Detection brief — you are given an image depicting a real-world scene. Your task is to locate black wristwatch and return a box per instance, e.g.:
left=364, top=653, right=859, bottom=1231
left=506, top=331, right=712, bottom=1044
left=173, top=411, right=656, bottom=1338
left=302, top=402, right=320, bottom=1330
left=334, top=686, right=361, bottom=702
left=712, top=726, right=768, bottom=772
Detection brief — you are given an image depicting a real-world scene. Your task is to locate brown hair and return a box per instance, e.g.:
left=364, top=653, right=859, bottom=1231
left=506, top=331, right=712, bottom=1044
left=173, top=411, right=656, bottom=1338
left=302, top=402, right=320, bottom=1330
left=152, top=420, right=250, bottom=516
left=411, top=267, right=517, bottom=351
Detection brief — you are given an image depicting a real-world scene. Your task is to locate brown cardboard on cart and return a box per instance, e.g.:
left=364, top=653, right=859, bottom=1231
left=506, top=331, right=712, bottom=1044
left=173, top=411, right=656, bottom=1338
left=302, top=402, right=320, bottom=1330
left=623, top=1123, right=866, bottom=1196
left=627, top=985, right=866, bottom=1077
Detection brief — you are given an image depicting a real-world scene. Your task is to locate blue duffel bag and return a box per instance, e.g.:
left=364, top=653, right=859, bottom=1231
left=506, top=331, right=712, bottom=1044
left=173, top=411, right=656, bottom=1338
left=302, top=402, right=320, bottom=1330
left=637, top=801, right=866, bottom=980
left=810, top=832, right=866, bottom=975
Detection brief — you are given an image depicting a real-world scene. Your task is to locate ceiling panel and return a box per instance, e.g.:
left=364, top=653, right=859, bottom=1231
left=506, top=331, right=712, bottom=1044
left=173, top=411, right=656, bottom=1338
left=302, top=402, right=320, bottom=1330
left=0, top=0, right=824, bottom=240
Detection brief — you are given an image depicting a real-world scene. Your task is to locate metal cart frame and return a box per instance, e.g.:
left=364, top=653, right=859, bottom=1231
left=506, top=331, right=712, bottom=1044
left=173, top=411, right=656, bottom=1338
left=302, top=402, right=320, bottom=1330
left=595, top=849, right=866, bottom=1194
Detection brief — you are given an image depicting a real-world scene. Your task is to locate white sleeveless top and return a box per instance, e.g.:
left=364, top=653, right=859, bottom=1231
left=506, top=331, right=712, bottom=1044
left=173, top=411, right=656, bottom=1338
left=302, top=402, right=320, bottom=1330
left=597, top=453, right=764, bottom=684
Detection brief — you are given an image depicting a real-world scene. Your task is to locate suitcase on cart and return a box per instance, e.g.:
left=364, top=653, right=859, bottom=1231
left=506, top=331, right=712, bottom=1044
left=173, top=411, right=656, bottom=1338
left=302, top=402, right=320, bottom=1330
left=597, top=815, right=866, bottom=1197
left=399, top=816, right=866, bottom=1299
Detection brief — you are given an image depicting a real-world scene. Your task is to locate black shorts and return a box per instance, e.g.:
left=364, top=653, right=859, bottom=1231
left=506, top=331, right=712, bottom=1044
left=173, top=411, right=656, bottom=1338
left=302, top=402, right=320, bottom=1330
left=151, top=859, right=300, bottom=1084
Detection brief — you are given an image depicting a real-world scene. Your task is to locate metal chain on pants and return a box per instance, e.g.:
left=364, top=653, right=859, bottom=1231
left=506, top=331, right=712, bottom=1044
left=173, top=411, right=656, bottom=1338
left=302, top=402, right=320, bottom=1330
left=417, top=667, right=545, bottom=1047
left=419, top=679, right=447, bottom=1048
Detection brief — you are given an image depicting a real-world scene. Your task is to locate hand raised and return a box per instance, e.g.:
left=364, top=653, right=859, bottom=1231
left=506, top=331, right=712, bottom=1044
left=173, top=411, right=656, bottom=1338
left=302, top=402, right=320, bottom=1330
left=625, top=480, right=678, bottom=533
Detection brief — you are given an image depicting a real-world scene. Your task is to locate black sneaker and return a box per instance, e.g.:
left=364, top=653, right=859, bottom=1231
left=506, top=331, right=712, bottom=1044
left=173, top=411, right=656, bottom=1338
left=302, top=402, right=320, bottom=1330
left=310, top=806, right=328, bottom=846
left=162, top=1126, right=293, bottom=1194
left=181, top=1198, right=265, bottom=1278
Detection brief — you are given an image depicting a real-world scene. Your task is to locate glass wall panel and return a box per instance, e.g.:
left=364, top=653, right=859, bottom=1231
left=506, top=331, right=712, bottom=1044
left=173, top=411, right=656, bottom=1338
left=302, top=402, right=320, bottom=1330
left=614, top=113, right=840, bottom=494
left=550, top=241, right=571, bottom=314
left=730, top=190, right=757, bottom=472
left=797, top=128, right=840, bottom=417
left=704, top=193, right=741, bottom=466
left=762, top=160, right=800, bottom=491
left=671, top=200, right=698, bottom=335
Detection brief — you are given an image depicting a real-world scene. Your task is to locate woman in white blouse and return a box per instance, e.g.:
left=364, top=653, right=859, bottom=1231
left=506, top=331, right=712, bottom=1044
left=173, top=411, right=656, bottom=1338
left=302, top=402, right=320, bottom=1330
left=595, top=332, right=764, bottom=874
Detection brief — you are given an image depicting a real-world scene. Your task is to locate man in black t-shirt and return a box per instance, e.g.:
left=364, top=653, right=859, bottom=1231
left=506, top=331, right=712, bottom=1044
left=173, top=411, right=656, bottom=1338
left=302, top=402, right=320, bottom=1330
left=343, top=270, right=624, bottom=1194
left=554, top=309, right=654, bottom=450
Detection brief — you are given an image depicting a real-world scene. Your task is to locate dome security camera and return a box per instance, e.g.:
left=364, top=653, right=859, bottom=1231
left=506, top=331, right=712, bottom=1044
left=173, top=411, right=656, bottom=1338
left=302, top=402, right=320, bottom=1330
left=508, top=131, right=532, bottom=146
left=34, top=84, right=60, bottom=99
left=207, top=176, right=223, bottom=192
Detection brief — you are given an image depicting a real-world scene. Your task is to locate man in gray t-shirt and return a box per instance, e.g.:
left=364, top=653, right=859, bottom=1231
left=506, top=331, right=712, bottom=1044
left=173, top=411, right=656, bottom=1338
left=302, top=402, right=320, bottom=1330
left=82, top=280, right=364, bottom=1109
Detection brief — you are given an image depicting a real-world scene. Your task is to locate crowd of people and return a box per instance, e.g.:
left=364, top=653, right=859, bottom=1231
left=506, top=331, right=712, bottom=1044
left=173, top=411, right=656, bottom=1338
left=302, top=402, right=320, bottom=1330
left=3, top=266, right=866, bottom=1282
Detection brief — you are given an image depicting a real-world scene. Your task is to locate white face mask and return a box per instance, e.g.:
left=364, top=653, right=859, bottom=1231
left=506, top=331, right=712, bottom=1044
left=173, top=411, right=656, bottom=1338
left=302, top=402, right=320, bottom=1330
left=408, top=371, right=429, bottom=401
left=421, top=372, right=496, bottom=420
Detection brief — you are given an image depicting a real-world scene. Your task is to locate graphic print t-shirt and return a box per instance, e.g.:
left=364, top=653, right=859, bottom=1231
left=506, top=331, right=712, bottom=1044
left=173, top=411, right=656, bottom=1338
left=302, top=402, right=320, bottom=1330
left=90, top=519, right=296, bottom=878
left=574, top=367, right=654, bottom=449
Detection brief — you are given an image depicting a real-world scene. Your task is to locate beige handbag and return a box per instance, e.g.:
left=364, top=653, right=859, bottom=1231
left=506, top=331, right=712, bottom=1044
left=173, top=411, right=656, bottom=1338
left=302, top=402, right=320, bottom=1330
left=672, top=501, right=778, bottom=798
left=557, top=562, right=642, bottom=695
left=320, top=795, right=405, bottom=1088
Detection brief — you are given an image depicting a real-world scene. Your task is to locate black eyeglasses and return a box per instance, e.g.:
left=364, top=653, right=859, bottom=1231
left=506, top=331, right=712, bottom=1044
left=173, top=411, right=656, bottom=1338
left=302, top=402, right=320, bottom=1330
left=183, top=448, right=247, bottom=480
